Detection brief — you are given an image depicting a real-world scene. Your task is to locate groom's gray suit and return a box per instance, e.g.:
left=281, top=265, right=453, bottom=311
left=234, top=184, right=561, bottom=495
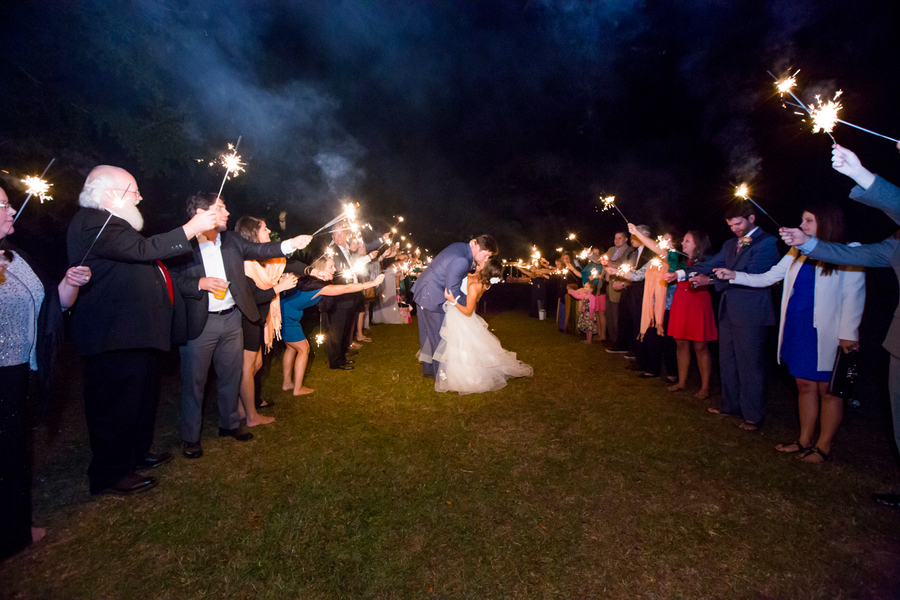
left=412, top=242, right=474, bottom=376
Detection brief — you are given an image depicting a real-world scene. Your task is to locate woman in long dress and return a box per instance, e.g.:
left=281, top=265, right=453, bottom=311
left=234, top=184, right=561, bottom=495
left=425, top=258, right=533, bottom=394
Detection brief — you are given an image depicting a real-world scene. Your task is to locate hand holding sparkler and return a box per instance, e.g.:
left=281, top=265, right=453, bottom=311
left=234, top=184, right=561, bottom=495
left=287, top=234, right=313, bottom=250
left=712, top=268, right=736, bottom=280
left=779, top=227, right=811, bottom=247
left=831, top=144, right=876, bottom=189
left=183, top=207, right=220, bottom=239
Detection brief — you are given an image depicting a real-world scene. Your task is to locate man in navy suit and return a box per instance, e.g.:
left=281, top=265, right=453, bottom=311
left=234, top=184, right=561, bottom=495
left=412, top=235, right=498, bottom=377
left=168, top=193, right=312, bottom=459
left=696, top=204, right=780, bottom=430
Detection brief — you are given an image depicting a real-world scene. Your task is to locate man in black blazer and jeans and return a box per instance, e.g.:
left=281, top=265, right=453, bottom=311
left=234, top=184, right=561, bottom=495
left=67, top=166, right=219, bottom=496
left=168, top=193, right=312, bottom=459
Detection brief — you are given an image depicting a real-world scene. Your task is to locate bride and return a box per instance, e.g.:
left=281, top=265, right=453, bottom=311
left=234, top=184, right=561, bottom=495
left=423, top=257, right=533, bottom=394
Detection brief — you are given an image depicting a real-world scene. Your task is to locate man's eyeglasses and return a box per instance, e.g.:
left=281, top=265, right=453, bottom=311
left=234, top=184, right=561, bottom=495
left=0, top=203, right=12, bottom=211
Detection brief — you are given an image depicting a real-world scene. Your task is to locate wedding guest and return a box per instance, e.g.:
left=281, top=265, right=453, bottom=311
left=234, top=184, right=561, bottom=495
left=1, top=186, right=90, bottom=558
left=168, top=193, right=311, bottom=459
left=694, top=204, right=780, bottom=431
left=781, top=143, right=900, bottom=508
left=558, top=251, right=581, bottom=333
left=718, top=203, right=865, bottom=462
left=567, top=280, right=601, bottom=344
left=630, top=226, right=717, bottom=397
left=610, top=226, right=653, bottom=361
left=234, top=216, right=301, bottom=427
left=601, top=231, right=635, bottom=345
left=281, top=257, right=384, bottom=395
left=68, top=166, right=218, bottom=495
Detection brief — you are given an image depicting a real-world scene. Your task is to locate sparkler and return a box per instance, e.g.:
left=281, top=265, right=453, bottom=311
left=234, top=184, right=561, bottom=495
left=734, top=183, right=781, bottom=229
left=772, top=70, right=899, bottom=144
left=649, top=257, right=663, bottom=269
left=213, top=137, right=245, bottom=202
left=12, top=158, right=55, bottom=224
left=79, top=184, right=130, bottom=266
left=600, top=195, right=629, bottom=223
left=312, top=202, right=358, bottom=237
left=618, top=263, right=633, bottom=277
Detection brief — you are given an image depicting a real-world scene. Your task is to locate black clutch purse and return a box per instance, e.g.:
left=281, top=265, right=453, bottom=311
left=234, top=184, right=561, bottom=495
left=827, top=346, right=859, bottom=399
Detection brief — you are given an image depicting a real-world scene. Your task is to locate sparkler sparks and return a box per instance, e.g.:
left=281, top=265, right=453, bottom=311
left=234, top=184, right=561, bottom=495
left=734, top=183, right=782, bottom=229
left=775, top=70, right=799, bottom=97
left=599, top=195, right=629, bottom=223
left=315, top=333, right=326, bottom=346
left=808, top=91, right=842, bottom=139
left=213, top=137, right=245, bottom=202
left=656, top=236, right=672, bottom=251
left=649, top=257, right=663, bottom=269
left=10, top=158, right=56, bottom=225
left=22, top=176, right=52, bottom=204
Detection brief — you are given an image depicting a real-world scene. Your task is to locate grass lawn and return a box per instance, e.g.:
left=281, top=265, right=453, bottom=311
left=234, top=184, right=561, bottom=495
left=2, top=310, right=899, bottom=598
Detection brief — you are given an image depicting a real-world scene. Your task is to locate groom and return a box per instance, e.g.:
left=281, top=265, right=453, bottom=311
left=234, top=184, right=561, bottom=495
left=413, top=235, right=498, bottom=376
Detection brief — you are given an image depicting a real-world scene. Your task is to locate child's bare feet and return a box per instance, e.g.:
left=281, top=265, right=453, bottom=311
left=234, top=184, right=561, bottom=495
left=294, top=387, right=315, bottom=396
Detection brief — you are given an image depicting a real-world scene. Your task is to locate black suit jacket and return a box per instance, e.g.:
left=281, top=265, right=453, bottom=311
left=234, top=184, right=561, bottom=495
left=66, top=208, right=193, bottom=356
left=167, top=232, right=300, bottom=341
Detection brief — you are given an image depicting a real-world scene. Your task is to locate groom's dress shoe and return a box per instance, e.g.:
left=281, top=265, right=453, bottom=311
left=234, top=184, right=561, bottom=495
left=135, top=452, right=173, bottom=469
left=344, top=360, right=355, bottom=365
left=332, top=364, right=354, bottom=370
left=98, top=472, right=158, bottom=496
left=872, top=493, right=900, bottom=508
left=218, top=427, right=254, bottom=442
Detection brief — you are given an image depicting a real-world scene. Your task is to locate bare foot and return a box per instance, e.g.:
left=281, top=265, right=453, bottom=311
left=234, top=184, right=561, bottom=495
left=31, top=527, right=46, bottom=544
left=282, top=382, right=293, bottom=391
left=294, top=387, right=315, bottom=396
left=350, top=342, right=363, bottom=350
left=738, top=421, right=759, bottom=431
left=694, top=390, right=710, bottom=400
left=357, top=336, right=372, bottom=342
left=582, top=340, right=592, bottom=345
left=246, top=414, right=275, bottom=427
left=775, top=441, right=810, bottom=453
left=667, top=384, right=685, bottom=392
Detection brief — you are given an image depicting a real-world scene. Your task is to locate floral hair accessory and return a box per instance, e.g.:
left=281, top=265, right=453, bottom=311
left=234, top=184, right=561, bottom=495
left=489, top=277, right=501, bottom=285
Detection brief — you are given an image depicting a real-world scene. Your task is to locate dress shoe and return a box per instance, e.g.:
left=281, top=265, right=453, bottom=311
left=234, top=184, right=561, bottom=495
left=218, top=427, right=254, bottom=441
left=98, top=472, right=158, bottom=496
left=344, top=360, right=355, bottom=365
left=257, top=399, right=275, bottom=410
left=332, top=364, right=354, bottom=370
left=872, top=493, right=900, bottom=507
left=605, top=348, right=628, bottom=354
left=182, top=440, right=203, bottom=459
left=135, top=452, right=173, bottom=469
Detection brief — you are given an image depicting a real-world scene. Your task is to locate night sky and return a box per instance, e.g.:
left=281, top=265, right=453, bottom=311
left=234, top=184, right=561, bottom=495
left=3, top=0, right=900, bottom=264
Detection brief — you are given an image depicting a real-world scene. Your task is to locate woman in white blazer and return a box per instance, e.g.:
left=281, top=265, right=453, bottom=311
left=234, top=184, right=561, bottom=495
left=714, top=203, right=865, bottom=463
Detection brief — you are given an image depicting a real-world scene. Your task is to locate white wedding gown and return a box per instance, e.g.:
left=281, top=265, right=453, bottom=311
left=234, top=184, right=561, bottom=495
left=425, top=276, right=533, bottom=394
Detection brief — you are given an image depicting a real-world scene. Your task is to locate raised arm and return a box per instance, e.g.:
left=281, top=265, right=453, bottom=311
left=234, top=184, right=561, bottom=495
left=314, top=274, right=385, bottom=298
left=627, top=223, right=664, bottom=256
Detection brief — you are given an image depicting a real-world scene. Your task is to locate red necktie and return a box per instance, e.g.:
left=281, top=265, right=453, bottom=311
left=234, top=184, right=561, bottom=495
left=157, top=260, right=174, bottom=304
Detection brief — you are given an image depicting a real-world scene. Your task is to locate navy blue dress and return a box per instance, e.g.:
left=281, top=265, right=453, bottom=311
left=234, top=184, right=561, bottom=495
left=780, top=262, right=831, bottom=382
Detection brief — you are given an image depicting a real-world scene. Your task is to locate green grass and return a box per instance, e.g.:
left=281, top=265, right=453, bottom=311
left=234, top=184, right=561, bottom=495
left=3, top=311, right=900, bottom=598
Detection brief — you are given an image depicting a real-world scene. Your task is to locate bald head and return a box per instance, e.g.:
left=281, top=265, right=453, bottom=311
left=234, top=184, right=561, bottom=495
left=79, top=166, right=139, bottom=210
left=79, top=165, right=144, bottom=230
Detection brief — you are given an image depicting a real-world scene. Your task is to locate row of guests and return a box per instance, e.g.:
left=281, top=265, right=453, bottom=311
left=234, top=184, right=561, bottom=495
left=544, top=197, right=864, bottom=467
left=0, top=163, right=401, bottom=561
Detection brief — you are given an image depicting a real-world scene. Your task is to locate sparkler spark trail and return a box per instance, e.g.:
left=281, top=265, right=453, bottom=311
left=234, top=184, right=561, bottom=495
left=734, top=183, right=782, bottom=229
left=22, top=176, right=52, bottom=204
left=315, top=333, right=326, bottom=346
left=214, top=137, right=245, bottom=202
left=12, top=158, right=56, bottom=224
left=775, top=70, right=799, bottom=97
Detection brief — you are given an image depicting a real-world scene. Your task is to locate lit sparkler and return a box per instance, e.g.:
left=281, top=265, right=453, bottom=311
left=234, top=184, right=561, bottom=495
left=11, top=158, right=56, bottom=225
left=315, top=333, right=326, bottom=346
left=600, top=195, right=629, bottom=223
left=656, top=236, right=671, bottom=251
left=808, top=91, right=842, bottom=143
left=213, top=137, right=245, bottom=202
left=312, top=202, right=359, bottom=237
left=618, top=263, right=633, bottom=276
left=734, top=183, right=782, bottom=229
left=649, top=257, right=663, bottom=269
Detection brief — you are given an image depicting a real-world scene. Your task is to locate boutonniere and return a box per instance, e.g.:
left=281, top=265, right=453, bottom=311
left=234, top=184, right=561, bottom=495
left=738, top=236, right=752, bottom=249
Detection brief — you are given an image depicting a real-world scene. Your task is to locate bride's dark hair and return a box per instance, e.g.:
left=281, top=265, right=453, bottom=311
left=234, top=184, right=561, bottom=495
left=478, top=257, right=503, bottom=286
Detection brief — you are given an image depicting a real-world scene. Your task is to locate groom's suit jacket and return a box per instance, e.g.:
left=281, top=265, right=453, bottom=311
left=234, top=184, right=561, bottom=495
left=167, top=232, right=293, bottom=342
left=412, top=242, right=474, bottom=312
left=696, top=227, right=780, bottom=326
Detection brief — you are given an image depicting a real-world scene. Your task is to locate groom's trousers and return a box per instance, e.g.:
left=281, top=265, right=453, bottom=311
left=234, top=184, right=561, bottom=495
left=417, top=305, right=444, bottom=376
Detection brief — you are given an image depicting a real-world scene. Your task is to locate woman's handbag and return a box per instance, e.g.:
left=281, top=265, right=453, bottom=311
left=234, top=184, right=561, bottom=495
left=827, top=346, right=859, bottom=399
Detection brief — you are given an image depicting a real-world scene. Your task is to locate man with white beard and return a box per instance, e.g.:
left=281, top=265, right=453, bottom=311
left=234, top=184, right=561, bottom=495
left=67, top=165, right=217, bottom=496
